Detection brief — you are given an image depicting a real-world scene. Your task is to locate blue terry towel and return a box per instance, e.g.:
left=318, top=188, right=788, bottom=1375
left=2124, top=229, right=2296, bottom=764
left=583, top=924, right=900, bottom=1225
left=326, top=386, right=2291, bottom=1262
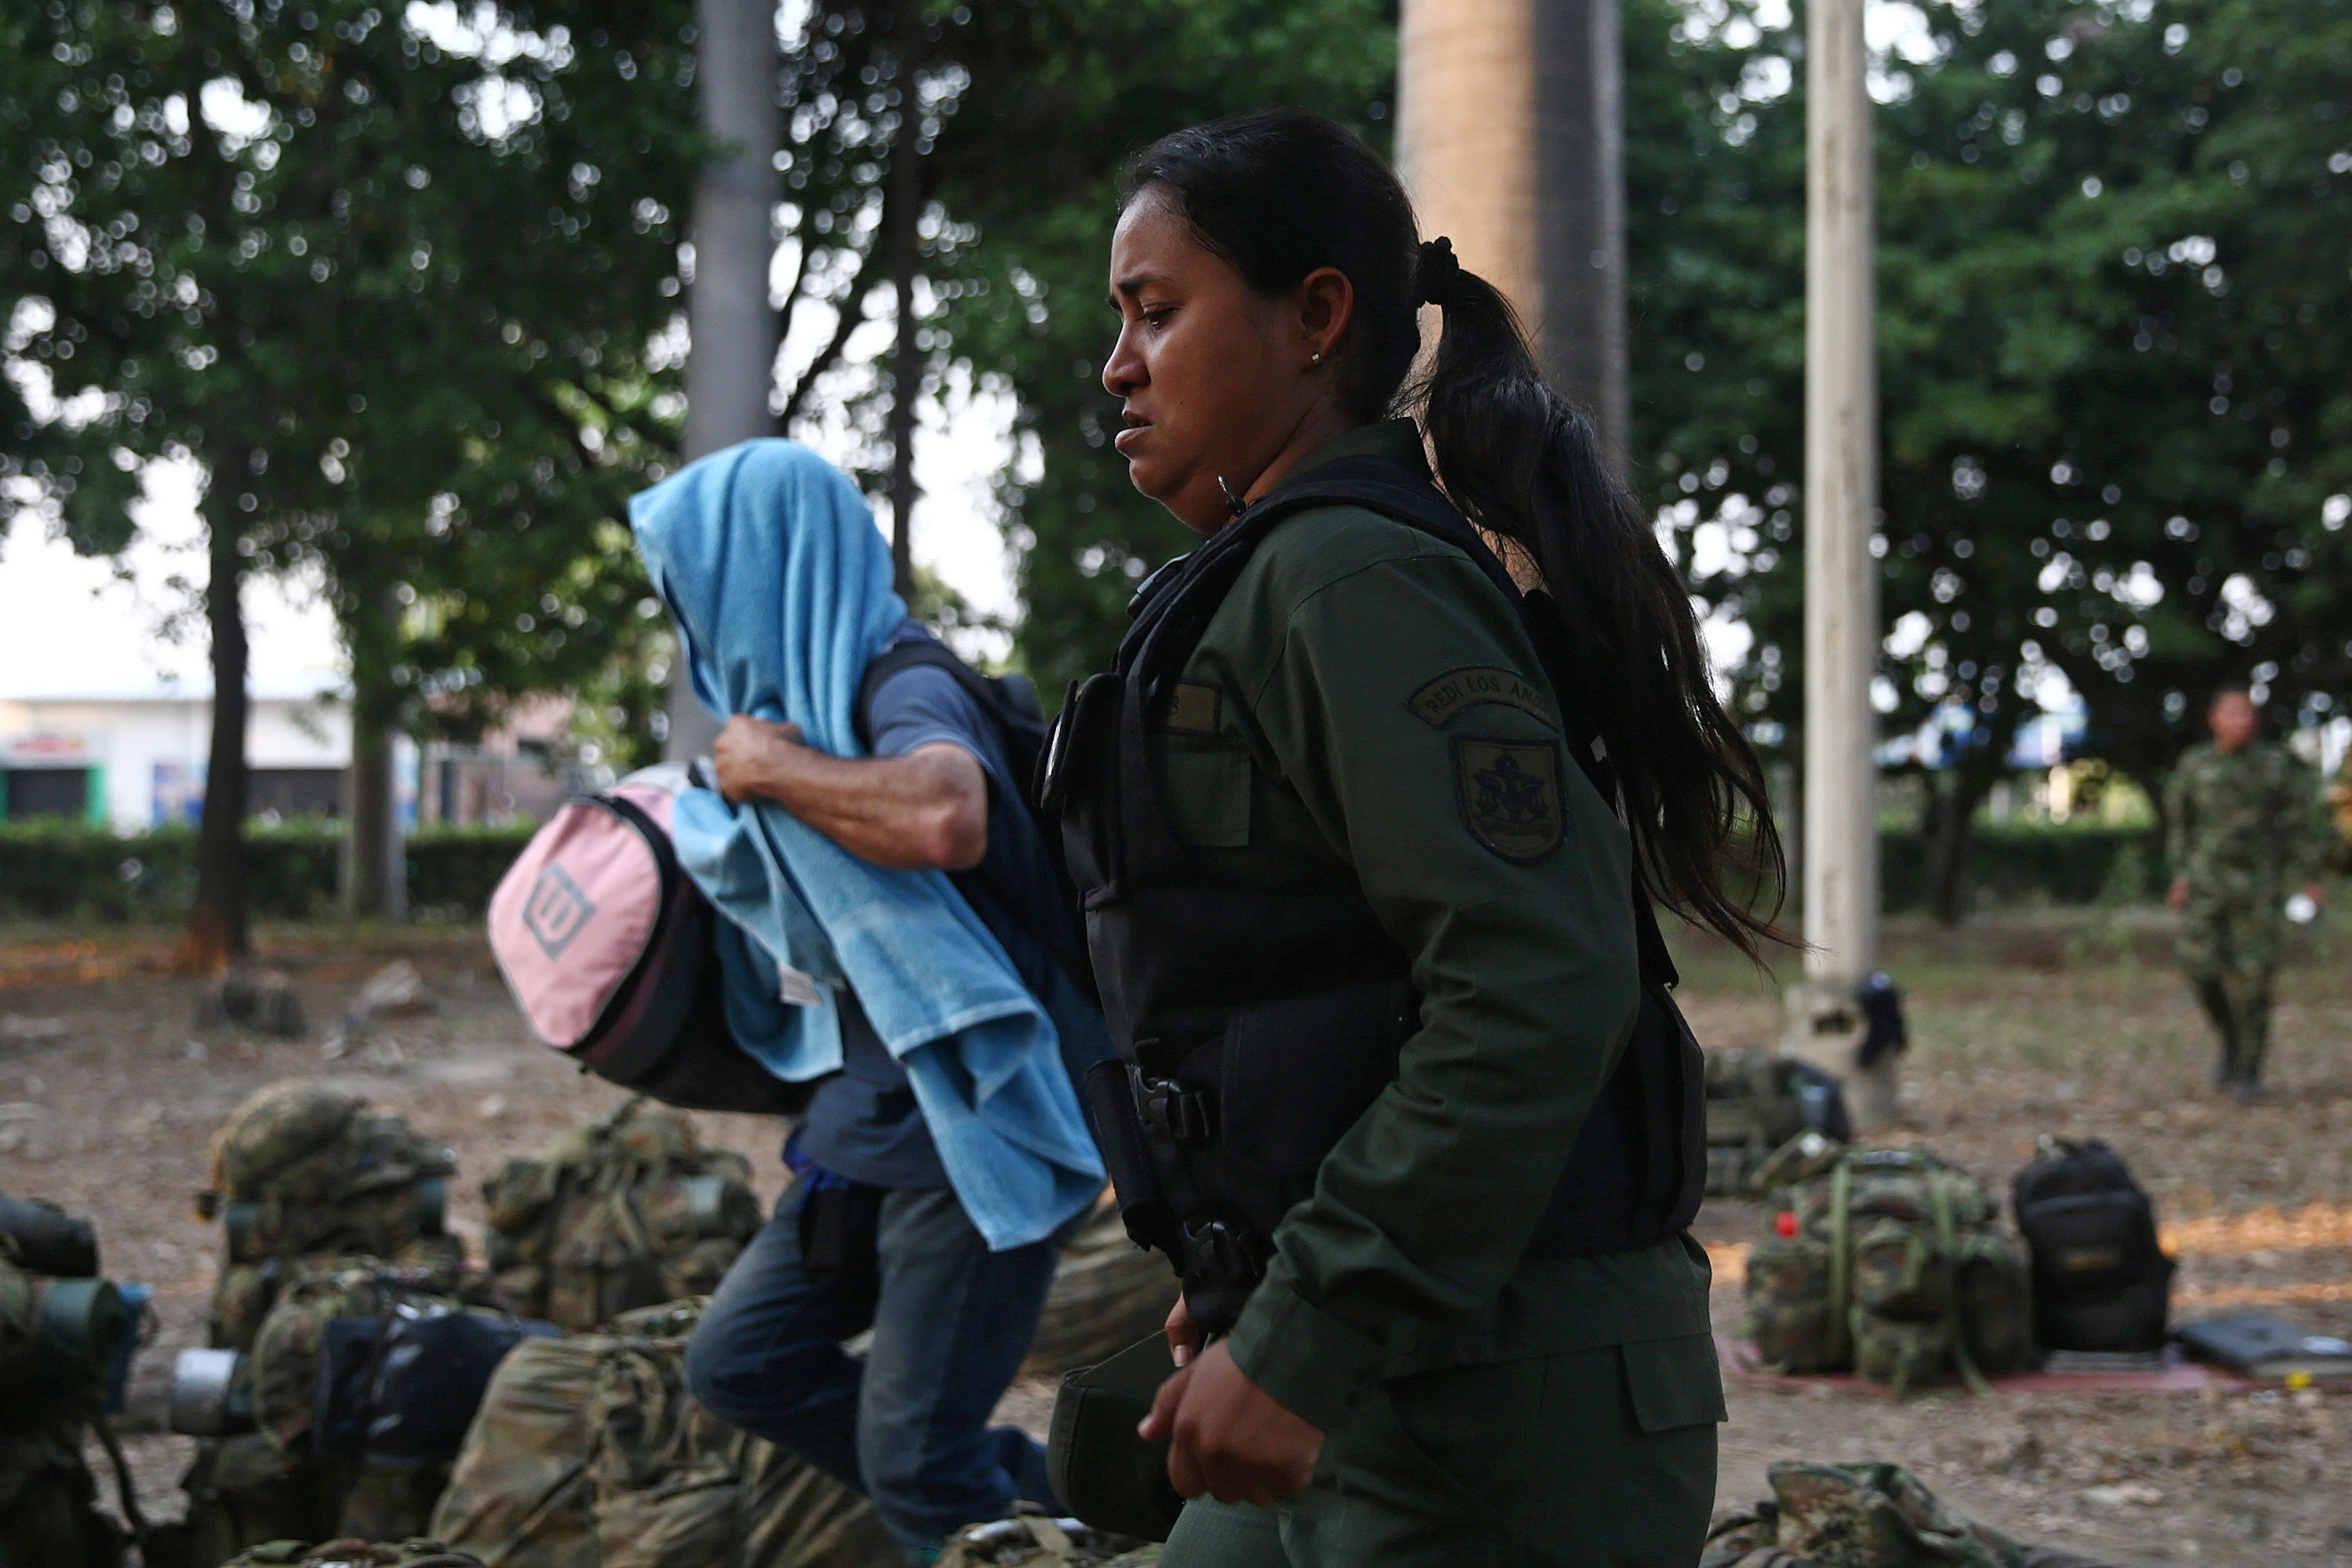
left=630, top=438, right=1102, bottom=1250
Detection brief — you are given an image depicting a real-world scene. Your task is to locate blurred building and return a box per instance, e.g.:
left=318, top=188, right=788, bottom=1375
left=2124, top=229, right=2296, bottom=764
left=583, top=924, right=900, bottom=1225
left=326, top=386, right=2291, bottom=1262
left=0, top=679, right=349, bottom=830
left=0, top=681, right=578, bottom=830
left=412, top=694, right=579, bottom=829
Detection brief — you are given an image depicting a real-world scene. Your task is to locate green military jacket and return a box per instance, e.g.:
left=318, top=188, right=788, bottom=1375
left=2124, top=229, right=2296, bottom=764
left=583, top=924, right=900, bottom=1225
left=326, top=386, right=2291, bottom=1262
left=2163, top=739, right=2325, bottom=900
left=1152, top=421, right=1714, bottom=1433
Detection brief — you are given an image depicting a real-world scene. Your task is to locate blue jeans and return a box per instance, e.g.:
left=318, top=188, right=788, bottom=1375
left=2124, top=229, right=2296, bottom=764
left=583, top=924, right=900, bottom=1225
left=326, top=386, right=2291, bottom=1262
left=684, top=1179, right=1063, bottom=1559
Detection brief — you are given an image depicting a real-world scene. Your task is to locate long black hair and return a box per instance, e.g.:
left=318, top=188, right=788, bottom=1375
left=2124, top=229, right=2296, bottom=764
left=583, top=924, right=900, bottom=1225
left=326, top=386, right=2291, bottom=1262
left=1127, top=108, right=1788, bottom=959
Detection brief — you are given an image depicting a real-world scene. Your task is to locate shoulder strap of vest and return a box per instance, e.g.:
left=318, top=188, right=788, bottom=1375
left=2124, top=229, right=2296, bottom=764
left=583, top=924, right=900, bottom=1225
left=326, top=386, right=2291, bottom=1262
left=1123, top=452, right=1682, bottom=990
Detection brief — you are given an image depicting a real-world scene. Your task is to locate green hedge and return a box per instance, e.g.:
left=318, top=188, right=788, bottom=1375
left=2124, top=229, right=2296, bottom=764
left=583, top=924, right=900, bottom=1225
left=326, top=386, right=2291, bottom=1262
left=408, top=826, right=541, bottom=914
left=0, top=819, right=2169, bottom=924
left=1879, top=825, right=2165, bottom=913
left=0, top=821, right=535, bottom=922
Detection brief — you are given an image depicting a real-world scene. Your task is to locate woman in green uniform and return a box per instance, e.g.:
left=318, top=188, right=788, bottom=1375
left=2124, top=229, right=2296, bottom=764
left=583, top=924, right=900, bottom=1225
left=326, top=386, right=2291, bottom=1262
left=1046, top=111, right=1786, bottom=1566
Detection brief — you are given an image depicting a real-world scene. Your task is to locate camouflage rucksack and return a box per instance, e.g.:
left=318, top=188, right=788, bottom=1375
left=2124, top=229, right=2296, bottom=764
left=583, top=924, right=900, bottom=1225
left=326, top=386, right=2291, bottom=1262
left=1744, top=1149, right=2037, bottom=1392
left=1023, top=1203, right=1181, bottom=1377
left=937, top=1511, right=1160, bottom=1567
left=1701, top=1461, right=2034, bottom=1568
left=199, top=1081, right=462, bottom=1353
left=182, top=1257, right=489, bottom=1566
left=1704, top=1049, right=1816, bottom=1196
left=430, top=1299, right=901, bottom=1568
left=217, top=1540, right=487, bottom=1567
left=0, top=1244, right=137, bottom=1568
left=482, top=1098, right=761, bottom=1331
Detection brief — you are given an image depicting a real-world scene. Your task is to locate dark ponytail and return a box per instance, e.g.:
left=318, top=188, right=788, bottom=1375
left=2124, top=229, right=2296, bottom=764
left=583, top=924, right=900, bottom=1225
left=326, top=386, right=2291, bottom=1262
left=1127, top=109, right=1788, bottom=959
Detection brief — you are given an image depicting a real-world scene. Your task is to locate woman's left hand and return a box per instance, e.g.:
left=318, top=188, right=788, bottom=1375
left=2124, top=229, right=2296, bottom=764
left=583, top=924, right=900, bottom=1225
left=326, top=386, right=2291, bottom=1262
left=1139, top=1341, right=1323, bottom=1505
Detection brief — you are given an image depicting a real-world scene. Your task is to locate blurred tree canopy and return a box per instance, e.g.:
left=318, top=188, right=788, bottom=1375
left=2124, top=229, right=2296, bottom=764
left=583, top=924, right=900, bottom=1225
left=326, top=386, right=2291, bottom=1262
left=1628, top=0, right=2352, bottom=919
left=0, top=0, right=700, bottom=953
left=773, top=0, right=1395, bottom=694
left=11, top=0, right=2347, bottom=947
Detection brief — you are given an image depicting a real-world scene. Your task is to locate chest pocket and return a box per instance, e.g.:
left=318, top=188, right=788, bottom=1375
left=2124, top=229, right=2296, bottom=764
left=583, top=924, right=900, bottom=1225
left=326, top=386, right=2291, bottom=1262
left=1156, top=734, right=1254, bottom=848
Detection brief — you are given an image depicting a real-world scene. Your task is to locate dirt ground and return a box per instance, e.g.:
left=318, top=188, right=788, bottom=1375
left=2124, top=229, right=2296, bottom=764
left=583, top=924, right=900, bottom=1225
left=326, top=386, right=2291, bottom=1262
left=2, top=909, right=2349, bottom=1566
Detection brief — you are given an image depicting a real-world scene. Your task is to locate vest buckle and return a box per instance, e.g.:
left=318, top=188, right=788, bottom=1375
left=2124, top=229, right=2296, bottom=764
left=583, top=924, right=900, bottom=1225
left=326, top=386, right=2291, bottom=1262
left=1130, top=1067, right=1218, bottom=1146
left=1181, top=1220, right=1266, bottom=1287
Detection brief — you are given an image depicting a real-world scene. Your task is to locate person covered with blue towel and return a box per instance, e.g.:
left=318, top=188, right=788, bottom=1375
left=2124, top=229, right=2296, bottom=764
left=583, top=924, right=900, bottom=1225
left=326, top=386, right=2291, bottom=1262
left=631, top=438, right=1110, bottom=1563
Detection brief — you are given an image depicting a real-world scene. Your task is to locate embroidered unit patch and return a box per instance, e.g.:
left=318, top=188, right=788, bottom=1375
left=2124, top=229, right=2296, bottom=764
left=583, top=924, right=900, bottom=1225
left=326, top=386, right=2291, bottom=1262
left=1454, top=737, right=1563, bottom=861
left=1406, top=666, right=1557, bottom=730
left=1163, top=681, right=1224, bottom=735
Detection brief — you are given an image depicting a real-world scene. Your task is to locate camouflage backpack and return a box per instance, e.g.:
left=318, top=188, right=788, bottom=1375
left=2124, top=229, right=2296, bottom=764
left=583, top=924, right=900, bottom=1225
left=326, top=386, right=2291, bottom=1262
left=482, top=1098, right=761, bottom=1332
left=1701, top=1461, right=2081, bottom=1568
left=938, top=1512, right=1160, bottom=1567
left=1023, top=1202, right=1181, bottom=1377
left=181, top=1257, right=488, bottom=1567
left=1704, top=1049, right=1817, bottom=1196
left=199, top=1081, right=462, bottom=1354
left=218, top=1540, right=487, bottom=1568
left=0, top=1231, right=140, bottom=1568
left=430, top=1299, right=901, bottom=1568
left=1744, top=1148, right=2037, bottom=1392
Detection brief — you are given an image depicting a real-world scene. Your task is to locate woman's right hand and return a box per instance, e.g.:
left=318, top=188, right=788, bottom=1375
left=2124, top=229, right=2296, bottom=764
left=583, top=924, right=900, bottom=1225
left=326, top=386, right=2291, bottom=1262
left=1164, top=1293, right=1203, bottom=1368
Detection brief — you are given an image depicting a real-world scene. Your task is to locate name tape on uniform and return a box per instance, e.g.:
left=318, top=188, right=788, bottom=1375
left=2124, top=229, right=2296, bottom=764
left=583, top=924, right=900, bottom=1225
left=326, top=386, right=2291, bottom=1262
left=1405, top=666, right=1557, bottom=731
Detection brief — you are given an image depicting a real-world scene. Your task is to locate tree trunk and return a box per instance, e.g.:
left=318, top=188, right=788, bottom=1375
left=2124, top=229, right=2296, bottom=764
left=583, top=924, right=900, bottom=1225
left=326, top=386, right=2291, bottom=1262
left=181, top=474, right=252, bottom=975
left=1396, top=0, right=1628, bottom=454
left=885, top=80, right=923, bottom=601
left=341, top=714, right=392, bottom=918
left=1925, top=775, right=1979, bottom=927
left=339, top=584, right=405, bottom=920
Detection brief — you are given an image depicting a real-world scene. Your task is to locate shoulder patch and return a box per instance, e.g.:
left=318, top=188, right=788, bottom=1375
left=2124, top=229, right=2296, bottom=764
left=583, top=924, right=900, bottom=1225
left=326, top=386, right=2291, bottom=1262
left=1406, top=666, right=1558, bottom=730
left=1454, top=736, right=1564, bottom=862
left=1161, top=681, right=1224, bottom=736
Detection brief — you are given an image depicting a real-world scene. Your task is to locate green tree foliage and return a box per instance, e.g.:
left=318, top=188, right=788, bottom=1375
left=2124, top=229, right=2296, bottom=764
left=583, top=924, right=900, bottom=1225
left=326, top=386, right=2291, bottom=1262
left=1627, top=0, right=2352, bottom=916
left=770, top=0, right=1394, bottom=694
left=928, top=2, right=1396, bottom=694
left=1, top=0, right=699, bottom=950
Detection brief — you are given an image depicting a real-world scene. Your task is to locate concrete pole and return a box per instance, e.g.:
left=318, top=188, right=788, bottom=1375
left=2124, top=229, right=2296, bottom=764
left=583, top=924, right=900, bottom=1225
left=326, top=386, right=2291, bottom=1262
left=1787, top=0, right=1891, bottom=1126
left=1396, top=0, right=1627, bottom=458
left=667, top=0, right=782, bottom=761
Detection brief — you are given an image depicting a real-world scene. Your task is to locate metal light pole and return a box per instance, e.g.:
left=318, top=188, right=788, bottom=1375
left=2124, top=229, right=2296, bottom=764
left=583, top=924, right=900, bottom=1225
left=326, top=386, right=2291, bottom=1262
left=666, top=0, right=782, bottom=762
left=1785, top=0, right=1893, bottom=1127
left=1396, top=0, right=1628, bottom=457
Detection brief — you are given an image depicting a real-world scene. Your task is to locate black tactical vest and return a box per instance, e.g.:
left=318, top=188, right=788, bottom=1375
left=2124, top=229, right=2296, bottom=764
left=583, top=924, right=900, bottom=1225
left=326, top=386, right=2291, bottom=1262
left=1038, top=454, right=1706, bottom=1333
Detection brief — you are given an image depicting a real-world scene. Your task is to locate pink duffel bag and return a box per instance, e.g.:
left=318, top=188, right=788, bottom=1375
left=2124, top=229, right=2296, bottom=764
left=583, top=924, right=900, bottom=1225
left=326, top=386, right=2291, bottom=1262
left=487, top=762, right=805, bottom=1115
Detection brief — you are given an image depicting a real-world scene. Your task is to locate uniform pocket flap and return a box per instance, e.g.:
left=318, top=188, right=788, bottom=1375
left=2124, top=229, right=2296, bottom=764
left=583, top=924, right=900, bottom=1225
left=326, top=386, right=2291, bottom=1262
left=1157, top=740, right=1252, bottom=848
left=1621, top=1331, right=1727, bottom=1432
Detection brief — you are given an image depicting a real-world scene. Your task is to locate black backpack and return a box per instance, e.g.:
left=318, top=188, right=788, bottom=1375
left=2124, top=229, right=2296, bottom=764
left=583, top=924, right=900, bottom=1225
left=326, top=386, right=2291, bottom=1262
left=855, top=638, right=1051, bottom=786
left=854, top=637, right=1094, bottom=998
left=2012, top=1137, right=2175, bottom=1353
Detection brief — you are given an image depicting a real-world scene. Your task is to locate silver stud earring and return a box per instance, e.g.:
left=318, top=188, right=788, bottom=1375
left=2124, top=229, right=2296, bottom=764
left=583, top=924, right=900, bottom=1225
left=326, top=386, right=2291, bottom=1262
left=1308, top=350, right=1324, bottom=366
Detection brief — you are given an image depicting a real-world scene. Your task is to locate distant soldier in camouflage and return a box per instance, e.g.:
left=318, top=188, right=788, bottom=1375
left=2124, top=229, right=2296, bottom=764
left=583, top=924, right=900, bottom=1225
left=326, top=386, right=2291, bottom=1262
left=2326, top=750, right=2352, bottom=875
left=2164, top=686, right=2328, bottom=1098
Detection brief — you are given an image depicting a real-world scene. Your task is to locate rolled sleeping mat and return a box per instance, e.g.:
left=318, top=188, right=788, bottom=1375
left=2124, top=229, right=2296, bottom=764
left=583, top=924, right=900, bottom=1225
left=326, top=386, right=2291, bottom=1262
left=0, top=1273, right=131, bottom=1399
left=0, top=1192, right=100, bottom=1279
left=680, top=1173, right=760, bottom=1239
left=169, top=1346, right=255, bottom=1436
left=418, top=1175, right=450, bottom=1236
